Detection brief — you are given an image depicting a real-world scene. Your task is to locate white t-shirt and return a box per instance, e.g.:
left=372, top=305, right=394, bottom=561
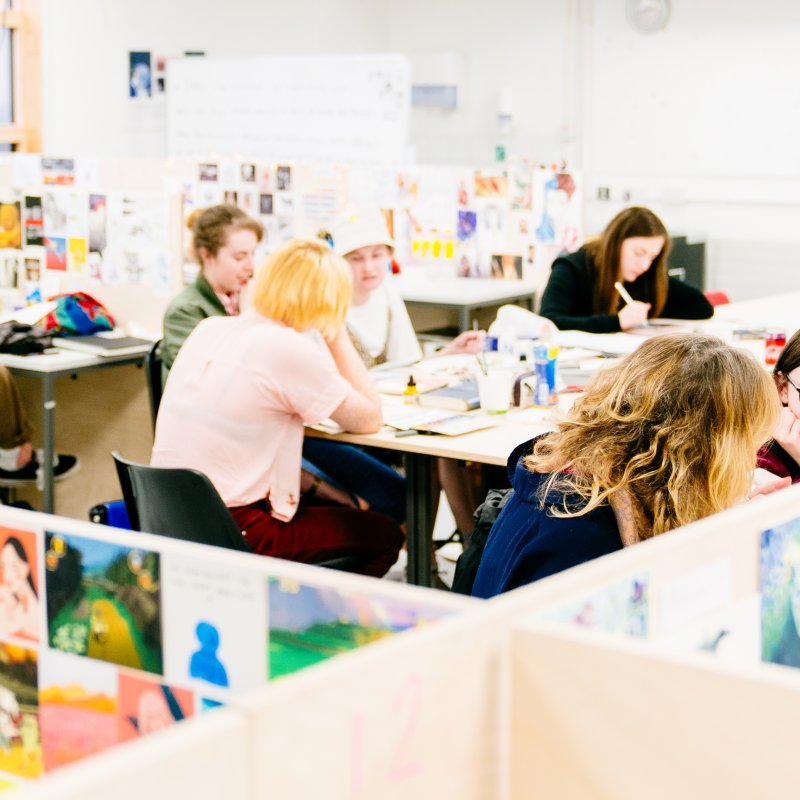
left=346, top=280, right=422, bottom=366
left=152, top=311, right=350, bottom=521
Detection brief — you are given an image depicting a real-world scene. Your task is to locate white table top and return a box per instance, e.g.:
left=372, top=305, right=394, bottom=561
left=393, top=270, right=538, bottom=306
left=0, top=346, right=149, bottom=374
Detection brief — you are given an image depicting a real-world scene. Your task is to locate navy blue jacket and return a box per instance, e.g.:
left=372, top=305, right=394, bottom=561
left=472, top=439, right=623, bottom=598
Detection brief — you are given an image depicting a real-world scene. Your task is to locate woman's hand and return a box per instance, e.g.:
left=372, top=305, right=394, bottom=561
left=748, top=475, right=791, bottom=500
left=773, top=406, right=800, bottom=466
left=440, top=330, right=486, bottom=356
left=618, top=301, right=651, bottom=330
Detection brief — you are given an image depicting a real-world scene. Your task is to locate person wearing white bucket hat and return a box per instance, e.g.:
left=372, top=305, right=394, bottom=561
left=324, top=210, right=486, bottom=543
left=330, top=210, right=484, bottom=368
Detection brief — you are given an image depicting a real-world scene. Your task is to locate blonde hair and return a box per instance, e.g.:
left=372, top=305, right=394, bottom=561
left=527, top=333, right=780, bottom=536
left=250, top=239, right=352, bottom=338
left=186, top=204, right=264, bottom=265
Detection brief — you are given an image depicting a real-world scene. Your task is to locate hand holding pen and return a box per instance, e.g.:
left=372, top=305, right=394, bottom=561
left=614, top=281, right=651, bottom=330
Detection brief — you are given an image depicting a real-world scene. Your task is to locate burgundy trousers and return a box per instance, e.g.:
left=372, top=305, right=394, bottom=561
left=229, top=498, right=404, bottom=578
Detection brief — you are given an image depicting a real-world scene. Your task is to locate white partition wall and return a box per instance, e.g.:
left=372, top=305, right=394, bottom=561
left=502, top=484, right=800, bottom=799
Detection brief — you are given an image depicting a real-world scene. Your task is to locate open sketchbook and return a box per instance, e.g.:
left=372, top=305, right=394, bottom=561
left=382, top=405, right=496, bottom=436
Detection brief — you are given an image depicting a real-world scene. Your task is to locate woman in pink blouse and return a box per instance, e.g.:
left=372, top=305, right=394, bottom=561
left=152, top=239, right=404, bottom=577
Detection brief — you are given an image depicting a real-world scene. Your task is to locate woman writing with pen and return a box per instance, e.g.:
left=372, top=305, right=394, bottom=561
left=539, top=206, right=713, bottom=333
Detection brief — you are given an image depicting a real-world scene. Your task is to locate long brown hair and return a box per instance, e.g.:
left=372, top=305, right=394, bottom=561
left=526, top=333, right=779, bottom=537
left=585, top=206, right=670, bottom=317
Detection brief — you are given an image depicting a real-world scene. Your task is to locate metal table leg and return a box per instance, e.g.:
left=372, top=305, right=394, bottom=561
left=404, top=452, right=433, bottom=587
left=41, top=375, right=56, bottom=513
left=459, top=306, right=470, bottom=333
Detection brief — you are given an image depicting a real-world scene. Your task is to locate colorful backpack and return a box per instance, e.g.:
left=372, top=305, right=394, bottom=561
left=42, top=292, right=115, bottom=335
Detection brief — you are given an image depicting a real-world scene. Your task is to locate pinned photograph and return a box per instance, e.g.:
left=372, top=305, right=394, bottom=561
left=0, top=201, right=22, bottom=249
left=259, top=194, right=274, bottom=216
left=40, top=158, right=75, bottom=187
left=240, top=163, right=256, bottom=183
left=276, top=165, right=292, bottom=192
left=44, top=532, right=163, bottom=674
left=88, top=194, right=107, bottom=254
left=223, top=190, right=239, bottom=206
left=0, top=643, right=43, bottom=778
left=474, top=173, right=509, bottom=198
left=23, top=196, right=43, bottom=247
left=0, top=527, right=40, bottom=643
left=129, top=51, right=152, bottom=98
left=38, top=650, right=118, bottom=771
left=457, top=210, right=477, bottom=241
left=43, top=237, right=67, bottom=271
left=490, top=253, right=523, bottom=280
left=68, top=238, right=88, bottom=273
left=23, top=253, right=43, bottom=283
left=198, top=163, right=219, bottom=183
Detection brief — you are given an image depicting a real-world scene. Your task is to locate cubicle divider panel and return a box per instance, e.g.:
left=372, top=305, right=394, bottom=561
left=0, top=504, right=471, bottom=792
left=14, top=708, right=249, bottom=800
left=509, top=624, right=800, bottom=800
left=233, top=605, right=505, bottom=800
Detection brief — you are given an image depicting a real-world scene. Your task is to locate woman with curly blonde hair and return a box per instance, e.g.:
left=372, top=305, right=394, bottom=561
left=472, top=333, right=781, bottom=597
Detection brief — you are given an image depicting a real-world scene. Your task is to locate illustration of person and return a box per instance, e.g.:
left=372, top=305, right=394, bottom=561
left=0, top=204, right=21, bottom=249
left=136, top=689, right=174, bottom=735
left=130, top=62, right=152, bottom=98
left=0, top=537, right=39, bottom=641
left=90, top=606, right=109, bottom=644
left=535, top=173, right=577, bottom=244
left=189, top=622, right=229, bottom=687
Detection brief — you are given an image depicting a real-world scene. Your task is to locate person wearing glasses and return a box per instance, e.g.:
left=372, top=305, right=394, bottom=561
left=472, top=333, right=781, bottom=598
left=758, top=330, right=800, bottom=483
left=539, top=206, right=713, bottom=332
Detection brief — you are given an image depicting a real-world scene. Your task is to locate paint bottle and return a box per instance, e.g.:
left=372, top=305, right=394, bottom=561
left=765, top=331, right=786, bottom=367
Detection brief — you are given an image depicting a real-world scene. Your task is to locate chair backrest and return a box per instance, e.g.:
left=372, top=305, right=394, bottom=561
left=145, top=339, right=163, bottom=430
left=111, top=451, right=251, bottom=553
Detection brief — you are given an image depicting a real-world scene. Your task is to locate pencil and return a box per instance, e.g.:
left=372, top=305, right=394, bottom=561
left=614, top=281, right=635, bottom=306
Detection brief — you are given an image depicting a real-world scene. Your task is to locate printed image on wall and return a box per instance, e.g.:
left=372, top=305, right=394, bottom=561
left=0, top=201, right=22, bottom=249
left=268, top=578, right=452, bottom=680
left=761, top=520, right=800, bottom=667
left=161, top=554, right=266, bottom=695
left=43, top=237, right=67, bottom=271
left=546, top=573, right=649, bottom=638
left=44, top=532, right=163, bottom=674
left=532, top=169, right=582, bottom=253
left=117, top=673, right=193, bottom=743
left=129, top=51, right=152, bottom=98
left=0, top=643, right=43, bottom=778
left=23, top=196, right=44, bottom=247
left=0, top=527, right=40, bottom=643
left=38, top=650, right=117, bottom=771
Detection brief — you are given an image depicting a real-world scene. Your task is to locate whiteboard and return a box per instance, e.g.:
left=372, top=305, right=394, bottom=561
left=167, top=54, right=410, bottom=164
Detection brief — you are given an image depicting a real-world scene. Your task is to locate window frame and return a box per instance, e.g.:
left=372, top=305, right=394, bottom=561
left=0, top=0, right=41, bottom=151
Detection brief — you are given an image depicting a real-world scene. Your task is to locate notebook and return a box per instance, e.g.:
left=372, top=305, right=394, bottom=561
left=54, top=333, right=152, bottom=357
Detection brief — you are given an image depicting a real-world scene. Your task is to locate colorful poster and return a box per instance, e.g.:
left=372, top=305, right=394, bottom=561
left=0, top=643, right=43, bottom=779
left=23, top=196, right=44, bottom=247
left=761, top=520, right=800, bottom=667
left=546, top=573, right=649, bottom=637
left=40, top=158, right=75, bottom=187
left=88, top=194, right=107, bottom=254
left=43, top=237, right=67, bottom=271
left=0, top=527, right=40, bottom=643
left=117, top=673, right=194, bottom=742
left=489, top=253, right=523, bottom=280
left=161, top=555, right=266, bottom=696
left=268, top=578, right=451, bottom=680
left=129, top=51, right=152, bottom=98
left=0, top=201, right=22, bottom=249
left=531, top=169, right=582, bottom=253
left=38, top=650, right=117, bottom=771
left=44, top=532, right=163, bottom=674
left=67, top=238, right=87, bottom=273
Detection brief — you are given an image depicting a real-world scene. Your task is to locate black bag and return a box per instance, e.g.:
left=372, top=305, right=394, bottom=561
left=451, top=487, right=513, bottom=595
left=0, top=321, right=53, bottom=355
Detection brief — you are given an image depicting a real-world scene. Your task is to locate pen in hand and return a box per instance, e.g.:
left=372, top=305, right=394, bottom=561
left=614, top=281, right=649, bottom=328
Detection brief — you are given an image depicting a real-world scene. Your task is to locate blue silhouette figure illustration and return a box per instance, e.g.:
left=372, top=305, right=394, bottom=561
left=189, top=621, right=229, bottom=687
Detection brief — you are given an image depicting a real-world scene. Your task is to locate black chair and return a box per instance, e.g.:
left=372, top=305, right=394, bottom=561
left=113, top=451, right=251, bottom=551
left=111, top=451, right=363, bottom=570
left=145, top=339, right=163, bottom=431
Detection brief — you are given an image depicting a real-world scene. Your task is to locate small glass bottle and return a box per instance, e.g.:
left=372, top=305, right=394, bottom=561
left=765, top=331, right=786, bottom=367
left=403, top=374, right=418, bottom=403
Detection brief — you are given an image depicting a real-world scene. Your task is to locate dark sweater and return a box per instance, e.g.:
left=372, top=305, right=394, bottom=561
left=539, top=247, right=714, bottom=333
left=471, top=438, right=623, bottom=598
